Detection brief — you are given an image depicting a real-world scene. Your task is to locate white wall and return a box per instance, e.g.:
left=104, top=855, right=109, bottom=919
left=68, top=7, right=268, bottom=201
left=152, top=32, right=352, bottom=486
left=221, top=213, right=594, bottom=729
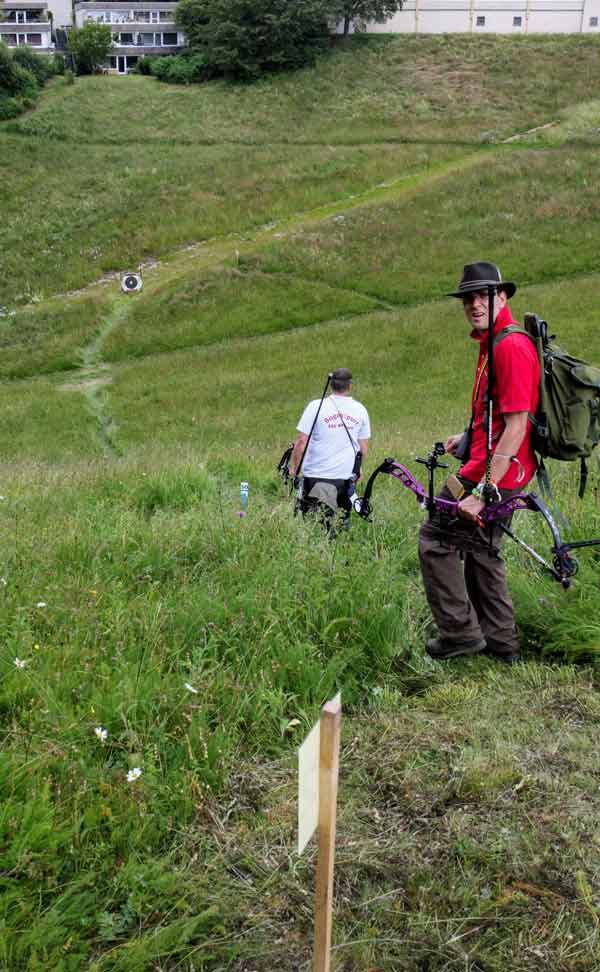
left=363, top=0, right=600, bottom=33
left=47, top=0, right=73, bottom=27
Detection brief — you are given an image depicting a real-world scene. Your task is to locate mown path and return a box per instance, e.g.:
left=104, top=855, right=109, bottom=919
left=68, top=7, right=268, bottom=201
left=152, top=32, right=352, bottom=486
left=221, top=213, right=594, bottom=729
left=45, top=144, right=499, bottom=447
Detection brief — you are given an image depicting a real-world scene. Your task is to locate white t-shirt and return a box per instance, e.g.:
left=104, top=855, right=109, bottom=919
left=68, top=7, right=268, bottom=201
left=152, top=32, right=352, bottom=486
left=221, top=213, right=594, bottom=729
left=297, top=395, right=371, bottom=479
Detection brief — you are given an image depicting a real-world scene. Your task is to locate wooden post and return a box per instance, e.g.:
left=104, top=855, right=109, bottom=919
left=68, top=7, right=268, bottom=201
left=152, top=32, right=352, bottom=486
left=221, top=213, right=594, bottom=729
left=314, top=695, right=341, bottom=972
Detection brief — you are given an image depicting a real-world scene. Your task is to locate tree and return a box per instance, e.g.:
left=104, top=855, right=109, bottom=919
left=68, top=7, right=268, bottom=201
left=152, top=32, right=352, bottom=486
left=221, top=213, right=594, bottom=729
left=175, top=0, right=329, bottom=80
left=332, top=0, right=403, bottom=35
left=68, top=22, right=112, bottom=75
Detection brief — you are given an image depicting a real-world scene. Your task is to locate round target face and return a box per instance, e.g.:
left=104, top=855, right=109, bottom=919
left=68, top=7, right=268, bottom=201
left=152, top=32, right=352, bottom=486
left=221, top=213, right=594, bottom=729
left=121, top=273, right=143, bottom=294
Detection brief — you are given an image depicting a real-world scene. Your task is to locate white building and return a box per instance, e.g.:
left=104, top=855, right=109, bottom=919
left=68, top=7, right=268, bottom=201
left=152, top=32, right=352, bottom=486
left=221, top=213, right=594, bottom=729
left=0, top=0, right=54, bottom=52
left=365, top=0, right=600, bottom=33
left=74, top=1, right=185, bottom=73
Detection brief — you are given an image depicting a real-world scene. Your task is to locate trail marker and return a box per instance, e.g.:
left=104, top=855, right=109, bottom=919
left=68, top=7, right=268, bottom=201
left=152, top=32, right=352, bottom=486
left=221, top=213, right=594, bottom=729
left=297, top=692, right=342, bottom=972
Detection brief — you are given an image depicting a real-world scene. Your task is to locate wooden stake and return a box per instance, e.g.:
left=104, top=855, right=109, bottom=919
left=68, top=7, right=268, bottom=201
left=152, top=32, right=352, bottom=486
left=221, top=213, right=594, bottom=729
left=314, top=695, right=341, bottom=972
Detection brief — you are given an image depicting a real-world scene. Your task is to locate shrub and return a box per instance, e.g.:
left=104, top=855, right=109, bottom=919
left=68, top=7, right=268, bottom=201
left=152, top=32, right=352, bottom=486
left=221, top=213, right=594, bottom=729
left=0, top=95, right=23, bottom=120
left=150, top=52, right=211, bottom=84
left=135, top=55, right=156, bottom=75
left=64, top=68, right=75, bottom=84
left=12, top=45, right=52, bottom=85
left=52, top=53, right=66, bottom=75
left=0, top=42, right=27, bottom=95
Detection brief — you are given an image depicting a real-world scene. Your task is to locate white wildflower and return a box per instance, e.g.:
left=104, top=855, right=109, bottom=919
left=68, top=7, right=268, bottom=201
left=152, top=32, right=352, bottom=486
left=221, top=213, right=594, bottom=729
left=94, top=727, right=108, bottom=743
left=126, top=767, right=142, bottom=782
left=184, top=682, right=198, bottom=694
left=14, top=657, right=27, bottom=669
left=36, top=601, right=47, bottom=608
left=0, top=578, right=6, bottom=586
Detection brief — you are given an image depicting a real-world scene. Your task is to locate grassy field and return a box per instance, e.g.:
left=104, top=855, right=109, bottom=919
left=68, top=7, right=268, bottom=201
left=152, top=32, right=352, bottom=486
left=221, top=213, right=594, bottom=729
left=2, top=33, right=600, bottom=972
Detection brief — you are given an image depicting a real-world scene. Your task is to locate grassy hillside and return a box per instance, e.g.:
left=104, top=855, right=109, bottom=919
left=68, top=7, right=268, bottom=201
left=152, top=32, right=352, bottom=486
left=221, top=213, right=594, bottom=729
left=1, top=34, right=600, bottom=971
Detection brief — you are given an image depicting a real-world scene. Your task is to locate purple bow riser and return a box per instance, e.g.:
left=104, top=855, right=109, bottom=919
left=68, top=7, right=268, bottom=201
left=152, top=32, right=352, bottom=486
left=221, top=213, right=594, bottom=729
left=385, top=462, right=533, bottom=524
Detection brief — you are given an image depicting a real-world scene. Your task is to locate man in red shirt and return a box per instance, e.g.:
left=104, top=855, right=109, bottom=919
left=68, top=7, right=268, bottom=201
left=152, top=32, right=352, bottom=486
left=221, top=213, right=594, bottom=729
left=419, top=262, right=540, bottom=664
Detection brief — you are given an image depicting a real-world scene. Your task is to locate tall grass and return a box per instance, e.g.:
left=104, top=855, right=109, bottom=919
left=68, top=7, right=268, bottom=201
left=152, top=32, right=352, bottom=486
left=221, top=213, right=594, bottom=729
left=2, top=35, right=600, bottom=970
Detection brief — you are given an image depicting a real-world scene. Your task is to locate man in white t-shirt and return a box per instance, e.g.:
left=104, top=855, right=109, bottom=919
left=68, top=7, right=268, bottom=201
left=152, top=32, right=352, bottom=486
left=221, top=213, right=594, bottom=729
left=291, top=368, right=371, bottom=525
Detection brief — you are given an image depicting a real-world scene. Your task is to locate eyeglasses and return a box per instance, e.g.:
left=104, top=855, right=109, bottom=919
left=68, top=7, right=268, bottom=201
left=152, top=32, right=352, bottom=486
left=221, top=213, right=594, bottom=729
left=462, top=290, right=493, bottom=306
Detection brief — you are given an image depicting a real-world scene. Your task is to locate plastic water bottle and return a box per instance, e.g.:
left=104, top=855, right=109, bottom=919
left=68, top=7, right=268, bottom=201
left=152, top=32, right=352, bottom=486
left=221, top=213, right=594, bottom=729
left=240, top=481, right=249, bottom=508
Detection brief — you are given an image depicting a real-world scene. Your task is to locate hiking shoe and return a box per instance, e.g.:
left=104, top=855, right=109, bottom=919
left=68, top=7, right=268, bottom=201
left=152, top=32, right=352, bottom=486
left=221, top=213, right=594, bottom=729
left=426, top=636, right=486, bottom=661
left=483, top=644, right=522, bottom=665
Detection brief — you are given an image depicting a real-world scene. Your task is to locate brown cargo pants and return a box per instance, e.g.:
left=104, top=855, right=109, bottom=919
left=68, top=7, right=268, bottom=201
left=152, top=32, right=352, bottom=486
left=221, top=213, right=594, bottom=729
left=418, top=482, right=521, bottom=656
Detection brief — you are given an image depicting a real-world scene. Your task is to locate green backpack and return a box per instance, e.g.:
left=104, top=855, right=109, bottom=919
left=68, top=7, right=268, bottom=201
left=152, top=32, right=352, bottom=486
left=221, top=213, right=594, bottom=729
left=495, top=314, right=600, bottom=497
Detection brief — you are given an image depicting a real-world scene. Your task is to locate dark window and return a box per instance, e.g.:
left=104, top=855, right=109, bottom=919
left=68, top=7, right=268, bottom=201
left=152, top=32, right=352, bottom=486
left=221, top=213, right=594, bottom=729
left=120, top=32, right=134, bottom=43
left=590, top=16, right=598, bottom=26
left=5, top=32, right=17, bottom=44
left=27, top=32, right=42, bottom=44
left=159, top=11, right=171, bottom=21
left=162, top=31, right=177, bottom=44
left=513, top=16, right=522, bottom=26
left=476, top=15, right=485, bottom=26
left=140, top=32, right=154, bottom=45
left=109, top=55, right=117, bottom=67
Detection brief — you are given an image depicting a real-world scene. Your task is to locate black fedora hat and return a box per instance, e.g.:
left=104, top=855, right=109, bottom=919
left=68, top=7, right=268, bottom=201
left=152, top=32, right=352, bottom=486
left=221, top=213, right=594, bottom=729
left=448, top=262, right=516, bottom=299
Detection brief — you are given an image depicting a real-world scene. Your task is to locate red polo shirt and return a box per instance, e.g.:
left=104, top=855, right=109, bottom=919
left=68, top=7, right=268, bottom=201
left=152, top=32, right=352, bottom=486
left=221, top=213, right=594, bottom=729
left=460, top=305, right=540, bottom=489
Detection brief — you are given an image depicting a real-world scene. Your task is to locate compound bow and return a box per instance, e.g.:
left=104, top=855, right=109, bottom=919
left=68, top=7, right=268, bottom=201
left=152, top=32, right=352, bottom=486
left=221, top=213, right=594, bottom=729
left=354, top=443, right=600, bottom=589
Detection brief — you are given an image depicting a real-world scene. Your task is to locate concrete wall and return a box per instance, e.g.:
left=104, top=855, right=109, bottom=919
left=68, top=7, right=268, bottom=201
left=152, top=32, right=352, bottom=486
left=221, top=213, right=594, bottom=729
left=364, top=0, right=600, bottom=33
left=47, top=0, right=72, bottom=28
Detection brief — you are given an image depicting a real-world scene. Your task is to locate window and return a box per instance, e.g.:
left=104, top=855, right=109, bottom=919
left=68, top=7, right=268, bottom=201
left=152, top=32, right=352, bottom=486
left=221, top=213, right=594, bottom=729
left=16, top=10, right=26, bottom=23
left=150, top=11, right=159, bottom=22
left=140, top=31, right=154, bottom=44
left=5, top=32, right=17, bottom=44
left=162, top=31, right=176, bottom=44
left=159, top=11, right=172, bottom=21
left=119, top=31, right=134, bottom=43
left=476, top=15, right=485, bottom=26
left=109, top=55, right=117, bottom=67
left=590, top=15, right=598, bottom=26
left=513, top=16, right=522, bottom=26
left=27, top=32, right=42, bottom=44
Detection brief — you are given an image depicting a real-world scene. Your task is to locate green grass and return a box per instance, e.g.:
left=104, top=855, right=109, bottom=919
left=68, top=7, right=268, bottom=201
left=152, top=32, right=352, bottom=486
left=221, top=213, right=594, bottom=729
left=7, top=36, right=600, bottom=146
left=2, top=33, right=600, bottom=972
left=0, top=129, right=465, bottom=306
left=247, top=146, right=600, bottom=303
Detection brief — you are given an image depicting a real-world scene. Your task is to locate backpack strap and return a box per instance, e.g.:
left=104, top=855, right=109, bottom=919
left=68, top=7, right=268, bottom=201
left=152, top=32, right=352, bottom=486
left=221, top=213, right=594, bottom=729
left=579, top=457, right=588, bottom=500
left=493, top=325, right=533, bottom=347
left=492, top=325, right=540, bottom=429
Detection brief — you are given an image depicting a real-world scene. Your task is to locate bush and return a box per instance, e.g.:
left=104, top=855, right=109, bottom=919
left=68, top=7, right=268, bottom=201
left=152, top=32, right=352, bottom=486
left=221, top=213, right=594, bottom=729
left=0, top=95, right=23, bottom=120
left=64, top=68, right=75, bottom=84
left=135, top=55, right=156, bottom=75
left=0, top=42, right=30, bottom=95
left=52, top=53, right=66, bottom=75
left=12, top=45, right=52, bottom=85
left=150, top=53, right=210, bottom=84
